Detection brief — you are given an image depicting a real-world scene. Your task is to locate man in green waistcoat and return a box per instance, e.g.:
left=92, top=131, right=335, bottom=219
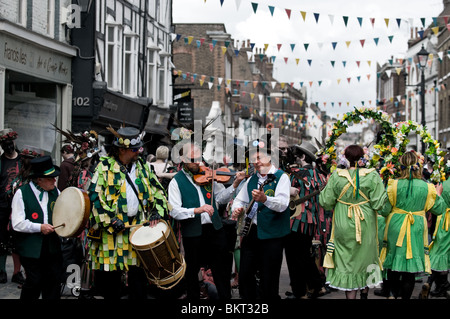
left=232, top=138, right=291, bottom=299
left=10, top=155, right=62, bottom=299
left=168, top=142, right=246, bottom=299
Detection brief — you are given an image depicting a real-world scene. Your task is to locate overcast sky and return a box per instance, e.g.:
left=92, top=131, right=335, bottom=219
left=172, top=0, right=444, bottom=119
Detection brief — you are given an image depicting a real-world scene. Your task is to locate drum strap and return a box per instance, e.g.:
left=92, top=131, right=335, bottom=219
left=119, top=163, right=147, bottom=214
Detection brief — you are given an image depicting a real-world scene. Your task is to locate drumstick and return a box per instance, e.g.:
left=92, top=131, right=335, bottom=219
left=53, top=223, right=65, bottom=229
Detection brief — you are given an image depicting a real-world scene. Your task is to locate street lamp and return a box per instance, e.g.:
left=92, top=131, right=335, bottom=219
left=417, top=44, right=429, bottom=153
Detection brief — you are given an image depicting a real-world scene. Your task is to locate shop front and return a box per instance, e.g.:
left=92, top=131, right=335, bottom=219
left=0, top=21, right=75, bottom=162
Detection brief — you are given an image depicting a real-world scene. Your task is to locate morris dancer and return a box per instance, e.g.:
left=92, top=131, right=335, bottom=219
left=319, top=145, right=387, bottom=299
left=87, top=126, right=170, bottom=299
left=379, top=151, right=446, bottom=299
left=232, top=139, right=291, bottom=299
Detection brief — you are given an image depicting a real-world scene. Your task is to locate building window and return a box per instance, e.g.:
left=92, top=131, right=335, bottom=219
left=147, top=49, right=157, bottom=101
left=47, top=0, right=55, bottom=37
left=123, top=35, right=138, bottom=96
left=18, top=0, right=26, bottom=26
left=106, top=25, right=123, bottom=91
left=157, top=54, right=168, bottom=106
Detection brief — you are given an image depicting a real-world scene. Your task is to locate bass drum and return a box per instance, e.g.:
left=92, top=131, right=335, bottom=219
left=52, top=187, right=90, bottom=238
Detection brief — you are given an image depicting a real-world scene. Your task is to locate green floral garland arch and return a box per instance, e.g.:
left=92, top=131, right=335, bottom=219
left=317, top=108, right=447, bottom=183
left=386, top=120, right=446, bottom=183
left=317, top=107, right=395, bottom=175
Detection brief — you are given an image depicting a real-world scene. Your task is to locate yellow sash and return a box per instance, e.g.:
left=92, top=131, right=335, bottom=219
left=429, top=208, right=450, bottom=250
left=379, top=179, right=434, bottom=274
left=323, top=169, right=374, bottom=269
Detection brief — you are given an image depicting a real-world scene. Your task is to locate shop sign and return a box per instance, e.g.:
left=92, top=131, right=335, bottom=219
left=0, top=33, right=71, bottom=83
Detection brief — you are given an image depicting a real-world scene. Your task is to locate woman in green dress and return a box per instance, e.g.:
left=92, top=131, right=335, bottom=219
left=379, top=151, right=446, bottom=299
left=319, top=145, right=388, bottom=299
left=427, top=176, right=450, bottom=297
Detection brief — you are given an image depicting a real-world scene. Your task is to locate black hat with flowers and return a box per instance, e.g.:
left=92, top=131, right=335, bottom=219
left=107, top=126, right=143, bottom=149
left=0, top=128, right=18, bottom=144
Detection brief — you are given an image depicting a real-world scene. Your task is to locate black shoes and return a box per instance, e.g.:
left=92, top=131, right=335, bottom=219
left=11, top=271, right=25, bottom=285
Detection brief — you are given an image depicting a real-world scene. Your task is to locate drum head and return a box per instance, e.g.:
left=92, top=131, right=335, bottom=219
left=53, top=187, right=87, bottom=237
left=130, top=222, right=168, bottom=247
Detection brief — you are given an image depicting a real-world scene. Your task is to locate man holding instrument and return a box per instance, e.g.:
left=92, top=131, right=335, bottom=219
left=284, top=141, right=328, bottom=299
left=10, top=155, right=63, bottom=299
left=231, top=138, right=291, bottom=299
left=168, top=142, right=245, bottom=299
left=87, top=126, right=170, bottom=299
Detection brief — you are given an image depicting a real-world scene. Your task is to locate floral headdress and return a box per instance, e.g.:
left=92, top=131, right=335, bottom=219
left=52, top=125, right=99, bottom=162
left=20, top=148, right=44, bottom=159
left=0, top=129, right=18, bottom=143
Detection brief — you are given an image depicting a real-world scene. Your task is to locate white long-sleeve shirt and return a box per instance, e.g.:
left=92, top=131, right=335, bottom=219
left=231, top=165, right=290, bottom=225
left=11, top=181, right=61, bottom=233
left=168, top=169, right=236, bottom=224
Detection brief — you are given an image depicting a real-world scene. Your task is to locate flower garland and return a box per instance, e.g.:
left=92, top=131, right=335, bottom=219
left=317, top=107, right=395, bottom=175
left=391, top=120, right=446, bottom=183
left=317, top=109, right=447, bottom=183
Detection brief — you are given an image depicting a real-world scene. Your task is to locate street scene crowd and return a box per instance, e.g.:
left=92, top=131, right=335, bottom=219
left=0, top=123, right=448, bottom=301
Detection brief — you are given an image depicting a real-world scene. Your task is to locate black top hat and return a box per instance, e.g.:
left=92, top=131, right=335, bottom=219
left=111, top=127, right=143, bottom=149
left=29, top=155, right=60, bottom=178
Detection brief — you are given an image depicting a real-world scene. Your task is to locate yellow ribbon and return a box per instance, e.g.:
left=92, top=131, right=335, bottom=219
left=430, top=208, right=450, bottom=250
left=337, top=199, right=369, bottom=244
left=393, top=207, right=425, bottom=260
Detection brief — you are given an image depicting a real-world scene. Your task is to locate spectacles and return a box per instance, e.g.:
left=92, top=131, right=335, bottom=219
left=130, top=148, right=140, bottom=153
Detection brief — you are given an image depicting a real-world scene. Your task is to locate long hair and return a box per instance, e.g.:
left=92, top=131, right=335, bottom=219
left=398, top=151, right=423, bottom=179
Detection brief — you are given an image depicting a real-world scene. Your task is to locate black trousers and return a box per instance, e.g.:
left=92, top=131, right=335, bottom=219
left=182, top=224, right=231, bottom=299
left=19, top=237, right=63, bottom=300
left=284, top=231, right=322, bottom=297
left=239, top=225, right=285, bottom=299
left=386, top=270, right=416, bottom=299
left=94, top=266, right=148, bottom=299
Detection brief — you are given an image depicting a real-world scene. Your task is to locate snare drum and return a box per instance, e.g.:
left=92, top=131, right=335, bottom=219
left=52, top=187, right=90, bottom=238
left=130, top=220, right=186, bottom=289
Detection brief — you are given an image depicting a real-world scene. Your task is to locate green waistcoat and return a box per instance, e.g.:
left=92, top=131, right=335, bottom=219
left=14, top=184, right=61, bottom=259
left=173, top=170, right=223, bottom=237
left=247, top=169, right=290, bottom=240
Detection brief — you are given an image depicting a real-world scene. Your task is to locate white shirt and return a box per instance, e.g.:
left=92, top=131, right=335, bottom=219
left=231, top=165, right=290, bottom=225
left=11, top=181, right=61, bottom=233
left=125, top=163, right=139, bottom=217
left=168, top=169, right=236, bottom=224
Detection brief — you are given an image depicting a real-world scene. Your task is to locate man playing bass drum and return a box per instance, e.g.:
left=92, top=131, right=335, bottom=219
left=285, top=142, right=328, bottom=299
left=231, top=139, right=291, bottom=299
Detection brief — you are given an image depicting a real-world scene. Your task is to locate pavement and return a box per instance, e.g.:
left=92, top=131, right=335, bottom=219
left=0, top=252, right=448, bottom=300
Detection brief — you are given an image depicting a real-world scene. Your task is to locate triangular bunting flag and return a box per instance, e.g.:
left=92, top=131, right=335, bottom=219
left=251, top=2, right=258, bottom=13
left=345, top=41, right=351, bottom=48
left=290, top=43, right=296, bottom=52
left=314, top=13, right=320, bottom=23
left=357, top=17, right=363, bottom=26
left=384, top=18, right=389, bottom=27
left=285, top=9, right=291, bottom=19
left=343, top=16, right=349, bottom=27
left=268, top=5, right=275, bottom=16
left=370, top=18, right=375, bottom=27
left=300, top=11, right=306, bottom=21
